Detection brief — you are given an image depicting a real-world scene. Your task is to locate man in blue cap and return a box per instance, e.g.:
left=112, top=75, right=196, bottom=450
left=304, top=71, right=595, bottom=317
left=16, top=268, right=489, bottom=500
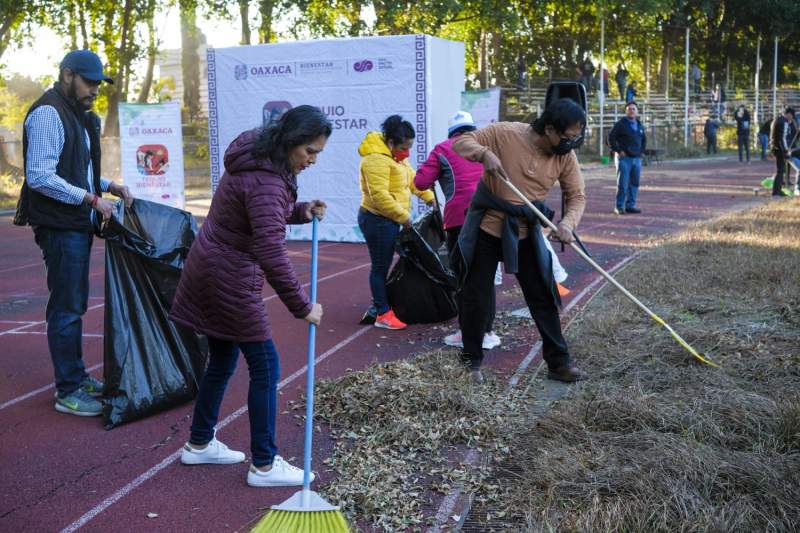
left=14, top=49, right=134, bottom=417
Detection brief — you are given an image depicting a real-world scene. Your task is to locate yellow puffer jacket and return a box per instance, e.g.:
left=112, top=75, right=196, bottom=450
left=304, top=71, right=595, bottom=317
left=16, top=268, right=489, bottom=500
left=358, top=131, right=435, bottom=224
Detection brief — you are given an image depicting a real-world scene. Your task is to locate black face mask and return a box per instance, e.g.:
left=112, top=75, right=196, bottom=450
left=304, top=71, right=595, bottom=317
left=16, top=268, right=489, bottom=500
left=551, top=134, right=584, bottom=155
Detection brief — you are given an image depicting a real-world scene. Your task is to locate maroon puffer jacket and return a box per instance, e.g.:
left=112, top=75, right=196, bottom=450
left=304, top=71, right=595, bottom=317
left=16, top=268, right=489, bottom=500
left=169, top=129, right=313, bottom=342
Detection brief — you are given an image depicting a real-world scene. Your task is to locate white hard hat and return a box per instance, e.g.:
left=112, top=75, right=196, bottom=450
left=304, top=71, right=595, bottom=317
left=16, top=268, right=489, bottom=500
left=448, top=110, right=476, bottom=135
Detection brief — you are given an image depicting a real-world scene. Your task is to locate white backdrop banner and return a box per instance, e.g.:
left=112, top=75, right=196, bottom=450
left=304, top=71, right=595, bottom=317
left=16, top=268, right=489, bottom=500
left=461, top=88, right=501, bottom=129
left=207, top=35, right=464, bottom=242
left=118, top=102, right=185, bottom=209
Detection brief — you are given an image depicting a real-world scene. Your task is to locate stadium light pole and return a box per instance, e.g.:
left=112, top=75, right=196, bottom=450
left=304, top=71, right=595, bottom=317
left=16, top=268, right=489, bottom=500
left=755, top=36, right=760, bottom=147
left=684, top=27, right=689, bottom=148
left=599, top=16, right=605, bottom=157
left=772, top=37, right=778, bottom=118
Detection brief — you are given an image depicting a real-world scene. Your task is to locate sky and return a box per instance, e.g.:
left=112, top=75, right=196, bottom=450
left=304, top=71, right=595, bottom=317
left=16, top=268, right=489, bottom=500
left=4, top=5, right=249, bottom=80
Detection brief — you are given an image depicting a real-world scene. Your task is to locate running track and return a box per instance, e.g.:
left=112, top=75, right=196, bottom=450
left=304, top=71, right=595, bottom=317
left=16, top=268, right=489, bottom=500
left=0, top=158, right=770, bottom=532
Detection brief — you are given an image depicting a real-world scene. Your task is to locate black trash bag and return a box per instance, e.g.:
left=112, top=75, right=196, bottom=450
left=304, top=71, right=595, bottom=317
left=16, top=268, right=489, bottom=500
left=101, top=199, right=208, bottom=428
left=386, top=209, right=458, bottom=324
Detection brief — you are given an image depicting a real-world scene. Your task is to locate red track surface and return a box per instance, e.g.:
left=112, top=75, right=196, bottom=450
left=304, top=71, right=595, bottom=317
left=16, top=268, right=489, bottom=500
left=0, top=158, right=771, bottom=532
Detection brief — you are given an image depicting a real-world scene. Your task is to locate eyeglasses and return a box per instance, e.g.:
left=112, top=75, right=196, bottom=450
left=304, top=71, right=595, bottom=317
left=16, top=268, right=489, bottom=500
left=559, top=133, right=584, bottom=144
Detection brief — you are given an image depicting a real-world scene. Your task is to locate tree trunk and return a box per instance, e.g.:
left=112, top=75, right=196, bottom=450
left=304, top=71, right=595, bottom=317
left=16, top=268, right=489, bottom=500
left=258, top=0, right=274, bottom=43
left=0, top=10, right=24, bottom=61
left=478, top=30, right=488, bottom=89
left=103, top=0, right=133, bottom=137
left=346, top=0, right=363, bottom=36
left=239, top=0, right=251, bottom=45
left=180, top=0, right=201, bottom=121
left=658, top=45, right=671, bottom=94
left=137, top=14, right=157, bottom=103
left=68, top=0, right=78, bottom=50
left=79, top=1, right=89, bottom=49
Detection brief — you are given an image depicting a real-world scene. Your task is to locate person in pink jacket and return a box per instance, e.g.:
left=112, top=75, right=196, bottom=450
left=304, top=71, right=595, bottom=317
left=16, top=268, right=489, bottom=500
left=414, top=111, right=501, bottom=350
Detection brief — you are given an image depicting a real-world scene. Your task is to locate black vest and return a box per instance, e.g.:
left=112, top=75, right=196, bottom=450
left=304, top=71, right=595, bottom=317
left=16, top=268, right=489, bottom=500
left=14, top=84, right=102, bottom=231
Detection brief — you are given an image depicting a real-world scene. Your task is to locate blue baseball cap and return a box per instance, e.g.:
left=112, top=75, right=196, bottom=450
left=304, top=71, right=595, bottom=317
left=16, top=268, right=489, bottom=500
left=60, top=50, right=113, bottom=84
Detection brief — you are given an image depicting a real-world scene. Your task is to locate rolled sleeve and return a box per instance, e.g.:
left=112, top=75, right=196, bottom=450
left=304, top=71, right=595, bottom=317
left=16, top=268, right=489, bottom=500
left=24, top=106, right=87, bottom=205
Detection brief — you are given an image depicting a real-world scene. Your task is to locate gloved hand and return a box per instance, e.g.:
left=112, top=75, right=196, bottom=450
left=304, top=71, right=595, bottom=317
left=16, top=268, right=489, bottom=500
left=550, top=223, right=575, bottom=243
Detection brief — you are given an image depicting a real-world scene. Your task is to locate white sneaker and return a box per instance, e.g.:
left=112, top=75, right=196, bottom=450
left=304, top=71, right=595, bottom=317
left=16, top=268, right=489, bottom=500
left=443, top=330, right=463, bottom=348
left=180, top=438, right=246, bottom=465
left=247, top=455, right=313, bottom=487
left=482, top=331, right=502, bottom=350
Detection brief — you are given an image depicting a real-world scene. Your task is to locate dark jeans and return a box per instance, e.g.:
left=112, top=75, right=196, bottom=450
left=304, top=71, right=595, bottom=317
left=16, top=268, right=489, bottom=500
left=34, top=227, right=92, bottom=397
left=758, top=133, right=769, bottom=160
left=445, top=226, right=494, bottom=332
left=706, top=135, right=717, bottom=154
left=737, top=132, right=750, bottom=162
left=615, top=156, right=641, bottom=210
left=190, top=337, right=280, bottom=467
left=458, top=230, right=570, bottom=370
left=773, top=152, right=787, bottom=195
left=358, top=208, right=400, bottom=315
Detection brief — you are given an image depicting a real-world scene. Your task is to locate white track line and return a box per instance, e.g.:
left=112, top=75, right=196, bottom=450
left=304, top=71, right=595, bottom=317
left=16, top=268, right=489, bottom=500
left=0, top=363, right=103, bottom=411
left=0, top=303, right=105, bottom=336
left=59, top=326, right=372, bottom=533
left=5, top=331, right=103, bottom=338
left=428, top=251, right=640, bottom=532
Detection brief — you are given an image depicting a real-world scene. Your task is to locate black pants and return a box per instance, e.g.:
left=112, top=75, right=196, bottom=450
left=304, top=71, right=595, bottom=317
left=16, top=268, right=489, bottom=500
left=773, top=152, right=787, bottom=195
left=706, top=135, right=717, bottom=154
left=737, top=132, right=750, bottom=162
left=446, top=226, right=495, bottom=333
left=458, top=230, right=570, bottom=370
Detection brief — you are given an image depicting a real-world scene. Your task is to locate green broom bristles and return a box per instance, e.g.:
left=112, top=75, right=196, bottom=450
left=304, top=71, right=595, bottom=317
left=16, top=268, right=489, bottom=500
left=251, top=509, right=350, bottom=532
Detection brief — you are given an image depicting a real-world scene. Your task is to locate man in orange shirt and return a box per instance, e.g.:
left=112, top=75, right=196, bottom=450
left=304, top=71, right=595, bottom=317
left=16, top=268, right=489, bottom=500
left=452, top=99, right=588, bottom=383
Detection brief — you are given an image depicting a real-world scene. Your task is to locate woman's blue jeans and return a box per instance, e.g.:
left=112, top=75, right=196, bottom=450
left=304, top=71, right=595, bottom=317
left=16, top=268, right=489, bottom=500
left=358, top=208, right=401, bottom=315
left=189, top=338, right=280, bottom=467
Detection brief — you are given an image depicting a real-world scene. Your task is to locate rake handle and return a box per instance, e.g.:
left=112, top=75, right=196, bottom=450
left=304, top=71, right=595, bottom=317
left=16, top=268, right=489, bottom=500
left=495, top=173, right=718, bottom=367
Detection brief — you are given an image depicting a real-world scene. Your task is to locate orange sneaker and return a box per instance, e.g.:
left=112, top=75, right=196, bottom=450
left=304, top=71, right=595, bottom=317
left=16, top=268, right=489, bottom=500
left=374, top=309, right=407, bottom=330
left=557, top=283, right=571, bottom=297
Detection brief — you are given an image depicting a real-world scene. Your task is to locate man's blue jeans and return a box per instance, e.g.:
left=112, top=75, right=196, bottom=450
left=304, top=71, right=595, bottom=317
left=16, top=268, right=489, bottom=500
left=189, top=338, right=280, bottom=468
left=615, top=156, right=641, bottom=210
left=34, top=228, right=93, bottom=397
left=358, top=208, right=401, bottom=315
left=759, top=133, right=769, bottom=160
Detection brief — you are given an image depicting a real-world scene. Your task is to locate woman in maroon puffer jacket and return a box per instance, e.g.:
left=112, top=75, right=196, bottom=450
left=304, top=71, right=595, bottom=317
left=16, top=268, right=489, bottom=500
left=170, top=105, right=330, bottom=488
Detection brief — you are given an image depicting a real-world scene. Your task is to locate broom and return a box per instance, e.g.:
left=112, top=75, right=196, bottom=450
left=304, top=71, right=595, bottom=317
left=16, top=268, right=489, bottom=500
left=494, top=170, right=719, bottom=368
left=251, top=216, right=350, bottom=532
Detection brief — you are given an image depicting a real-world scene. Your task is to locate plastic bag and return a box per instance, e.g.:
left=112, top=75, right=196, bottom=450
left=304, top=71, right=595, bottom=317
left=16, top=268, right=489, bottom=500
left=101, top=199, right=208, bottom=428
left=386, top=209, right=458, bottom=324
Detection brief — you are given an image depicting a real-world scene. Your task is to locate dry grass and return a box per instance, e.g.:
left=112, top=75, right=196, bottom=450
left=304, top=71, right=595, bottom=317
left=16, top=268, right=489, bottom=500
left=496, top=200, right=800, bottom=532
left=311, top=200, right=800, bottom=532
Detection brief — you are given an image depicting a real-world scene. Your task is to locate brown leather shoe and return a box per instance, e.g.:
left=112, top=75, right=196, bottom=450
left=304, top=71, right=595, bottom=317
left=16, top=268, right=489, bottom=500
left=547, top=365, right=588, bottom=383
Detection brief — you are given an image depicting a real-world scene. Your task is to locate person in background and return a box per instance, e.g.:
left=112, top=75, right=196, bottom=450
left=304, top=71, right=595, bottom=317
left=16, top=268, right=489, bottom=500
left=758, top=119, right=772, bottom=161
left=711, top=84, right=726, bottom=118
left=691, top=63, right=702, bottom=95
left=770, top=107, right=796, bottom=197
left=170, top=105, right=330, bottom=487
left=625, top=81, right=637, bottom=104
left=615, top=63, right=629, bottom=101
left=608, top=101, right=646, bottom=215
left=452, top=98, right=589, bottom=384
left=704, top=115, right=721, bottom=155
left=414, top=111, right=502, bottom=351
left=734, top=104, right=751, bottom=163
left=15, top=50, right=133, bottom=417
left=358, top=115, right=435, bottom=330
left=602, top=67, right=610, bottom=98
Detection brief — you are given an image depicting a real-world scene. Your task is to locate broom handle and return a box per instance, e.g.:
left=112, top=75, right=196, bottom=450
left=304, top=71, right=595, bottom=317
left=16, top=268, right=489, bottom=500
left=303, top=217, right=319, bottom=495
left=496, top=174, right=718, bottom=367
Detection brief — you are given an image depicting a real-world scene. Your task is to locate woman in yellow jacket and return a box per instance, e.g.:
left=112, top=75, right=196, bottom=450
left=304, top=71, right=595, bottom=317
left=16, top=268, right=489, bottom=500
left=358, top=115, right=434, bottom=330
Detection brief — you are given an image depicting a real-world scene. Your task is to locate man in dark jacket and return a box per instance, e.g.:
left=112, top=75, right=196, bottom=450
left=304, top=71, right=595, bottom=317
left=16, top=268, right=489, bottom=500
left=608, top=101, right=647, bottom=215
left=16, top=50, right=133, bottom=416
left=733, top=104, right=751, bottom=163
left=615, top=64, right=628, bottom=101
left=704, top=115, right=721, bottom=154
left=770, top=107, right=796, bottom=197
